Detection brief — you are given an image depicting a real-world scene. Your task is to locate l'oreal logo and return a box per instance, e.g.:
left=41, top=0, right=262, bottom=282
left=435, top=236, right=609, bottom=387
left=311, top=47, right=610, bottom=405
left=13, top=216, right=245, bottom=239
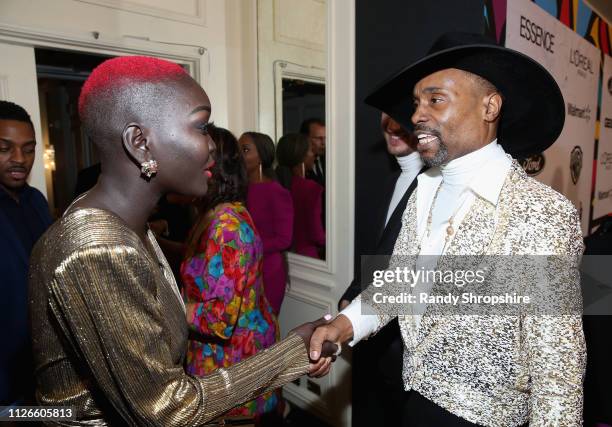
left=569, top=48, right=594, bottom=77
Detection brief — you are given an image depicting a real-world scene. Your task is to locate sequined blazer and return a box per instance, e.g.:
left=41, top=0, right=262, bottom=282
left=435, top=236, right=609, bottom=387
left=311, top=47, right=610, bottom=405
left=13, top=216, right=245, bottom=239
left=359, top=160, right=586, bottom=427
left=28, top=208, right=309, bottom=426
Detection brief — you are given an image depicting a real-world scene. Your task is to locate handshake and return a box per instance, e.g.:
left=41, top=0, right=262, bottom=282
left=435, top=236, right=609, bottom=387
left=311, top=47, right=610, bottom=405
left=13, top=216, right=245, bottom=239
left=289, top=313, right=354, bottom=378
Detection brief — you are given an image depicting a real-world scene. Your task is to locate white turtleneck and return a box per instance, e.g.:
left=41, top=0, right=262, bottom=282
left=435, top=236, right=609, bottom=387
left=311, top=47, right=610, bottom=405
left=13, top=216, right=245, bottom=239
left=408, top=139, right=512, bottom=327
left=385, top=152, right=423, bottom=225
left=417, top=139, right=510, bottom=257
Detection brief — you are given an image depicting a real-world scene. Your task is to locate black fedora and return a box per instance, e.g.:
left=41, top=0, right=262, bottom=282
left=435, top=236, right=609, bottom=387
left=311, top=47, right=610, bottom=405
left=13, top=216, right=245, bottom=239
left=364, top=32, right=565, bottom=158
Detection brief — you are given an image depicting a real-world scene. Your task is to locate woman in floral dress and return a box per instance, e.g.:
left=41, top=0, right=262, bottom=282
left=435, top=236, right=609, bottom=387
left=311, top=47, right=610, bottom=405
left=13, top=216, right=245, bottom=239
left=180, top=126, right=281, bottom=424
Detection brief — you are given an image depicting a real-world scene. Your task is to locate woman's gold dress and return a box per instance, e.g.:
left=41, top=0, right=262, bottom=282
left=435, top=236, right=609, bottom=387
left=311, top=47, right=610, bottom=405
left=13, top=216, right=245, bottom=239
left=28, top=208, right=308, bottom=426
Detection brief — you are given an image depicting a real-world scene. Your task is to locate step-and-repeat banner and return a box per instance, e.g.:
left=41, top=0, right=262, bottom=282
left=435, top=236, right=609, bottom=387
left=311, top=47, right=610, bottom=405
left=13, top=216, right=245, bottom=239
left=595, top=54, right=612, bottom=219
left=506, top=0, right=601, bottom=236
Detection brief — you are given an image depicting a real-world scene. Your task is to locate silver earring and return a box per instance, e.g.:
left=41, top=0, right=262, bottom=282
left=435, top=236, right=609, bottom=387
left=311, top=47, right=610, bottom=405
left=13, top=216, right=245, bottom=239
left=259, top=164, right=263, bottom=182
left=140, top=159, right=158, bottom=178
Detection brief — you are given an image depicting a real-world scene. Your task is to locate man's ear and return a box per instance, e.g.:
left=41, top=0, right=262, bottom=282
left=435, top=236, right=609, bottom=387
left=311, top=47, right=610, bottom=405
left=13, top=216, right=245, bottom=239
left=122, top=123, right=149, bottom=164
left=484, top=93, right=503, bottom=123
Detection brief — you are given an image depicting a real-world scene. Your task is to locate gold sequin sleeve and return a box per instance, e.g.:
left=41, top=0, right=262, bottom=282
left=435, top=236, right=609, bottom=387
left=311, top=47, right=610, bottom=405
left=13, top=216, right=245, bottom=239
left=47, top=243, right=309, bottom=426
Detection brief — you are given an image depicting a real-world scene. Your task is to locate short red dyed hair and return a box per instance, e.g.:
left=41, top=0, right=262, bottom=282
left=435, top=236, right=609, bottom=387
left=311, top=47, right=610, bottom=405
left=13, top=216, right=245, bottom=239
left=78, top=56, right=188, bottom=120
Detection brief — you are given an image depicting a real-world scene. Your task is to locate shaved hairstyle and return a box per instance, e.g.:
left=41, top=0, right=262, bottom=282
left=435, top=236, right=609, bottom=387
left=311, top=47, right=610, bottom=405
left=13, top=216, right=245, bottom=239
left=78, top=56, right=189, bottom=155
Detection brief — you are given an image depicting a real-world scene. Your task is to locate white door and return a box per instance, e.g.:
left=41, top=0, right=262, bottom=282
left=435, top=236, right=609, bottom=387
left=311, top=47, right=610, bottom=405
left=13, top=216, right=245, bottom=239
left=0, top=41, right=47, bottom=197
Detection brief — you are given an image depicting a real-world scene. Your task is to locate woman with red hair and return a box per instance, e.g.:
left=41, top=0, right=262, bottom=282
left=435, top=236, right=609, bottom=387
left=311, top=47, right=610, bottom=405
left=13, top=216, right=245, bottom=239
left=28, top=56, right=334, bottom=426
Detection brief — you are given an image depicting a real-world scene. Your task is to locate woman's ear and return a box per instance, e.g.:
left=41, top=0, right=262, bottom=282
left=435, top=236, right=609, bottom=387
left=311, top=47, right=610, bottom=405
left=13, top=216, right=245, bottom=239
left=122, top=123, right=150, bottom=165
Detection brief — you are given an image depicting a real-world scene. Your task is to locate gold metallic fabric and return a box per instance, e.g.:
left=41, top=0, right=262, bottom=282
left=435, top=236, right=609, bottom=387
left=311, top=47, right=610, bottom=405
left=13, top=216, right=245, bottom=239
left=29, top=208, right=309, bottom=426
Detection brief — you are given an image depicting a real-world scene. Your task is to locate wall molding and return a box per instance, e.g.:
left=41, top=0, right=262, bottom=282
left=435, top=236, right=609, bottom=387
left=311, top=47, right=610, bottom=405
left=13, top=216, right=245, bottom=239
left=0, top=22, right=204, bottom=83
left=74, top=0, right=208, bottom=27
left=273, top=0, right=326, bottom=51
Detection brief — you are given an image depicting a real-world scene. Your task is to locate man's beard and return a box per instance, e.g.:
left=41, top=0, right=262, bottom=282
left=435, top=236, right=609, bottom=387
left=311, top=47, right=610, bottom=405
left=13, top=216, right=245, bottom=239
left=421, top=139, right=449, bottom=167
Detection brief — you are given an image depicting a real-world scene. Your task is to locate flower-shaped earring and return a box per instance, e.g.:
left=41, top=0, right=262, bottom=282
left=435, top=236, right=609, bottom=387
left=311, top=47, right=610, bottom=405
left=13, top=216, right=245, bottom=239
left=141, top=159, right=158, bottom=178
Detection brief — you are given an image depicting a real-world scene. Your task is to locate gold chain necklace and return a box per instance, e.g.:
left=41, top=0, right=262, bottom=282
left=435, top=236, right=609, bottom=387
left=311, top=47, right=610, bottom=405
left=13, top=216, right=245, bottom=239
left=417, top=181, right=467, bottom=254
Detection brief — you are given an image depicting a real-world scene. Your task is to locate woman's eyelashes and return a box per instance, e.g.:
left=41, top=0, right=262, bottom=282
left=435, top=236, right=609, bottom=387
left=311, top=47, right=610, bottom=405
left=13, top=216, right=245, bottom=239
left=197, top=121, right=215, bottom=135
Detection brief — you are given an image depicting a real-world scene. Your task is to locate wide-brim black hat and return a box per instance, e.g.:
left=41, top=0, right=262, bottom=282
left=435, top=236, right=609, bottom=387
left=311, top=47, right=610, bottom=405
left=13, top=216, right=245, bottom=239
left=364, top=32, right=565, bottom=158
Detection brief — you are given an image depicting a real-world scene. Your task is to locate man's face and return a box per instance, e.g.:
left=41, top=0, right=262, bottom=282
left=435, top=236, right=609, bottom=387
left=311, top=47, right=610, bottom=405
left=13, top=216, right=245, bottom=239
left=0, top=119, right=36, bottom=193
left=308, top=123, right=326, bottom=156
left=411, top=68, right=490, bottom=167
left=381, top=113, right=416, bottom=157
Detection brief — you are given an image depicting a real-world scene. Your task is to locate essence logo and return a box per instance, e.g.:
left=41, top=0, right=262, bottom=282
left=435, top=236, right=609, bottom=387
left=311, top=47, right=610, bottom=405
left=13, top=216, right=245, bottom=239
left=569, top=48, right=594, bottom=77
left=567, top=103, right=591, bottom=122
left=520, top=153, right=546, bottom=176
left=520, top=15, right=555, bottom=53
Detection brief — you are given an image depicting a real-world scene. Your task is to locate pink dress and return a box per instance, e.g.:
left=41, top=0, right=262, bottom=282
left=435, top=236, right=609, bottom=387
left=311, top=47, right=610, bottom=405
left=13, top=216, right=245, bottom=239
left=290, top=176, right=325, bottom=259
left=246, top=181, right=293, bottom=315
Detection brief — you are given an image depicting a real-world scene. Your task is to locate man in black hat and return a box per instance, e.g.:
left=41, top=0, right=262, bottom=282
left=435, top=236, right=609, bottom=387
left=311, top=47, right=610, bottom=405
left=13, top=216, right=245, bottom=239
left=310, top=33, right=585, bottom=426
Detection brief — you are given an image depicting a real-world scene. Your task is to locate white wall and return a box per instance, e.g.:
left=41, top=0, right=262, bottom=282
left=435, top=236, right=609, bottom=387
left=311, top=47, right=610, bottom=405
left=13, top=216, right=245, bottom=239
left=257, top=0, right=326, bottom=139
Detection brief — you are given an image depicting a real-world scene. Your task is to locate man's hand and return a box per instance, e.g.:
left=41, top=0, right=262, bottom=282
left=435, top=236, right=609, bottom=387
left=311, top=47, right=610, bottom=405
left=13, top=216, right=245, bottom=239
left=309, top=314, right=353, bottom=362
left=338, top=299, right=350, bottom=311
left=290, top=315, right=339, bottom=378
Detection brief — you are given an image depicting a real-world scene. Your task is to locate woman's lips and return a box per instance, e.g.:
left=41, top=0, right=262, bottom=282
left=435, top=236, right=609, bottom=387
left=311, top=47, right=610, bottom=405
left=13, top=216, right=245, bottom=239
left=203, top=160, right=215, bottom=178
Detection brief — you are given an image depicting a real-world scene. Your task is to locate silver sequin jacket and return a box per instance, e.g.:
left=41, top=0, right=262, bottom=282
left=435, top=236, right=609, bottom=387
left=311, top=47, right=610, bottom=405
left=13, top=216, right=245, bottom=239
left=358, top=160, right=585, bottom=427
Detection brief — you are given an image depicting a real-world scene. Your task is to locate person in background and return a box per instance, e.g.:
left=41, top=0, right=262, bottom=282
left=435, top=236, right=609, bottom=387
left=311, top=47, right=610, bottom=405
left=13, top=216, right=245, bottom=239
left=181, top=126, right=283, bottom=426
left=0, top=101, right=52, bottom=412
left=276, top=133, right=325, bottom=259
left=300, top=118, right=325, bottom=187
left=239, top=131, right=293, bottom=315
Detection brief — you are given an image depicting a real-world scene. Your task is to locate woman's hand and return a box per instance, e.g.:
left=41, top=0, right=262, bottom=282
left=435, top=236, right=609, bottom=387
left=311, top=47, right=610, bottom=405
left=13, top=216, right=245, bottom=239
left=290, top=315, right=339, bottom=378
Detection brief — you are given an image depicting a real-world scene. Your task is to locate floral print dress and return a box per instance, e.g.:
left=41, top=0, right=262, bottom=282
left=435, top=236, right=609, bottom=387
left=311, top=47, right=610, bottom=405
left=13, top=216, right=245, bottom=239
left=180, top=202, right=280, bottom=417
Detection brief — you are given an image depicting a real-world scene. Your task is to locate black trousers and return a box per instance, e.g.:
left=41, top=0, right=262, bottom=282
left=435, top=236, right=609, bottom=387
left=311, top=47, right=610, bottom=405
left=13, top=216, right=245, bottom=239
left=402, top=392, right=529, bottom=427
left=401, top=392, right=481, bottom=427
